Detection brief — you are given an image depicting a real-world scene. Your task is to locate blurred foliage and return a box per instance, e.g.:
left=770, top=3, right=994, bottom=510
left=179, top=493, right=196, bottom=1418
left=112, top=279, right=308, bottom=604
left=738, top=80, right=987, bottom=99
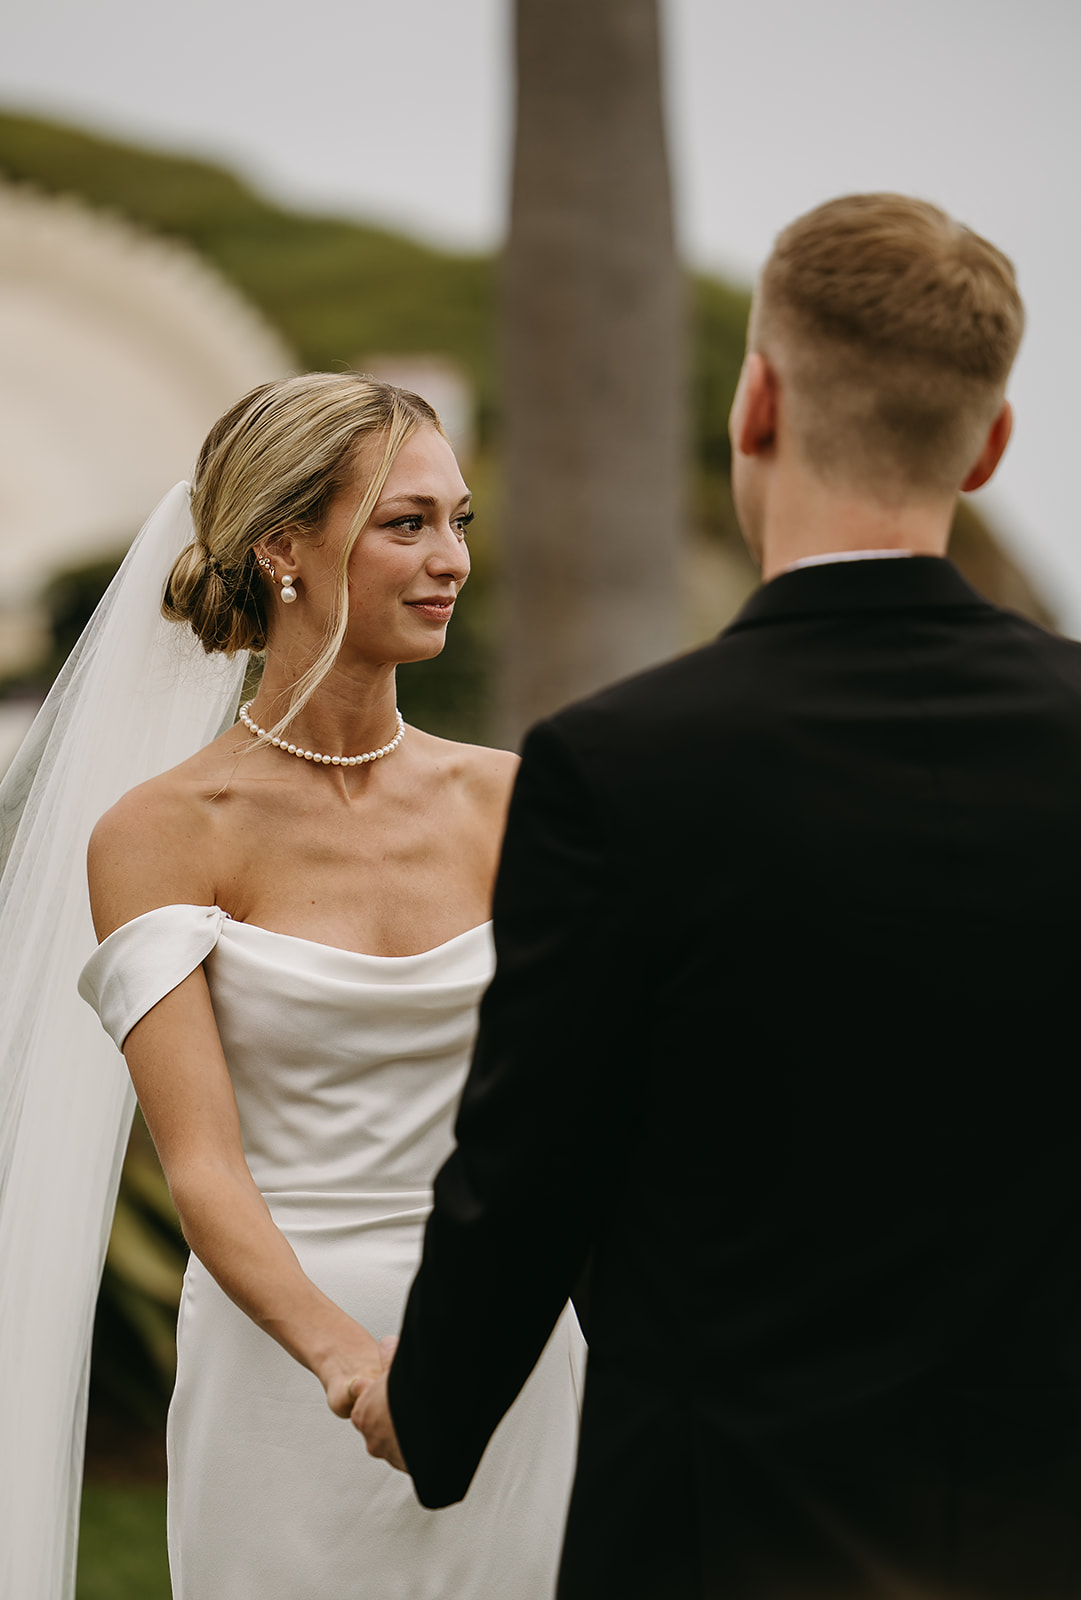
left=77, top=1483, right=170, bottom=1599
left=691, top=274, right=751, bottom=543
left=89, top=1114, right=186, bottom=1429
left=949, top=496, right=1055, bottom=627
left=4, top=549, right=128, bottom=696
left=45, top=555, right=125, bottom=670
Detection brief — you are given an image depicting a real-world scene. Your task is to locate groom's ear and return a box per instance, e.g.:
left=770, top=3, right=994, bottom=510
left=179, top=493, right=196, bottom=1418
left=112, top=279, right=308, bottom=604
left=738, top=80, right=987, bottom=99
left=729, top=352, right=779, bottom=459
left=960, top=400, right=1013, bottom=493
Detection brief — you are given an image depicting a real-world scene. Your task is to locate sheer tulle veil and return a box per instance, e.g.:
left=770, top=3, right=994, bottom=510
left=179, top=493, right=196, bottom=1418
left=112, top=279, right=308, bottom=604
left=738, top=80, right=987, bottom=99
left=0, top=483, right=247, bottom=1598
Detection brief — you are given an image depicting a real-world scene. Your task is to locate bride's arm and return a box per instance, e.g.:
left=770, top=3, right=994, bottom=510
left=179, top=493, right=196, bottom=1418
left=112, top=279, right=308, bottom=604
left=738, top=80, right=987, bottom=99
left=120, top=971, right=385, bottom=1415
left=87, top=788, right=385, bottom=1417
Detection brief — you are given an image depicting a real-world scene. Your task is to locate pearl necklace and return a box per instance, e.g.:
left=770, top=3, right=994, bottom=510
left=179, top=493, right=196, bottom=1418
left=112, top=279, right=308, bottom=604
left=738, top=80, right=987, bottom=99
left=238, top=702, right=405, bottom=767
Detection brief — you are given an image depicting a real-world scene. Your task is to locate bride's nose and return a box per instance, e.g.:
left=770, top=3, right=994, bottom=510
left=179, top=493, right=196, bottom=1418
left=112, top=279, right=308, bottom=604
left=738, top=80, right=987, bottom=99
left=427, top=526, right=470, bottom=584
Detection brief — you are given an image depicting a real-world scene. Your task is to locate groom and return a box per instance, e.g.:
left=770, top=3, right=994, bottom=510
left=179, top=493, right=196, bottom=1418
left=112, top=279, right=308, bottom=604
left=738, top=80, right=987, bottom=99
left=356, top=195, right=1081, bottom=1597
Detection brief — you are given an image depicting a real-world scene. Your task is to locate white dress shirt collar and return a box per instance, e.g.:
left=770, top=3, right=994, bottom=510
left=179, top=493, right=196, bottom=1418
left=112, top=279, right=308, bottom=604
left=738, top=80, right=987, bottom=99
left=784, top=549, right=915, bottom=573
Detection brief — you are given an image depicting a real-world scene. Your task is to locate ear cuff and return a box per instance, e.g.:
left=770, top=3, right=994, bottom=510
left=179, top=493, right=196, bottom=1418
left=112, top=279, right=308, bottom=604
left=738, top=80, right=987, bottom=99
left=255, top=553, right=298, bottom=602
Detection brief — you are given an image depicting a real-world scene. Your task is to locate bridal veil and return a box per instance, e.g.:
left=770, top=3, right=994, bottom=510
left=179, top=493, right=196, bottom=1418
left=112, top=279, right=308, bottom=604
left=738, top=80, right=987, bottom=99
left=0, top=483, right=247, bottom=1598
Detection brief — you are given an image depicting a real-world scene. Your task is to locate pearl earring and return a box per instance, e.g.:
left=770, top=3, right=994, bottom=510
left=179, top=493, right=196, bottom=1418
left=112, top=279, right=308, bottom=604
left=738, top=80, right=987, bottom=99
left=256, top=555, right=274, bottom=576
left=280, top=573, right=298, bottom=604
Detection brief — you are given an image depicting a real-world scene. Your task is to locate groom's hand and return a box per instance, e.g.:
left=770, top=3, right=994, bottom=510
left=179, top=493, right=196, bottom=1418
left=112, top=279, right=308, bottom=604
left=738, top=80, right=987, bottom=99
left=351, top=1343, right=407, bottom=1472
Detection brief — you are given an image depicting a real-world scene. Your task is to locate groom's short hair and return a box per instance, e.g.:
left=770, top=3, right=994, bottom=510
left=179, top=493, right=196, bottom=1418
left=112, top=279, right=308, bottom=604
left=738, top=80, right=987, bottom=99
left=752, top=194, right=1024, bottom=495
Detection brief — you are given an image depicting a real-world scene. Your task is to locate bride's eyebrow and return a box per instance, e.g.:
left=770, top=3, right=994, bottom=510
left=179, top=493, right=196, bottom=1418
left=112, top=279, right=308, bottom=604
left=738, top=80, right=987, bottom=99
left=377, top=493, right=472, bottom=512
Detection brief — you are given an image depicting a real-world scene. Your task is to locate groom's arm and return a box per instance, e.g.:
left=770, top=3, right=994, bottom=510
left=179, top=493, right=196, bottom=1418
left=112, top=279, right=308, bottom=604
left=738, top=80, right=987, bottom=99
left=385, top=715, right=617, bottom=1507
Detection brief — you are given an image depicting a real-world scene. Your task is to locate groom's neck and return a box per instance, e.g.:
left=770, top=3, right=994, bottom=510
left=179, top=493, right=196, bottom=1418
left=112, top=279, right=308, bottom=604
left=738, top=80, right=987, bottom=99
left=757, top=456, right=955, bottom=582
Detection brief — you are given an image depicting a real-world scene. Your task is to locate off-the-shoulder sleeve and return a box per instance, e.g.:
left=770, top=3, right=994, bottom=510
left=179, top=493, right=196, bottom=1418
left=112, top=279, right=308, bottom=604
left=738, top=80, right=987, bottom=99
left=78, top=903, right=228, bottom=1049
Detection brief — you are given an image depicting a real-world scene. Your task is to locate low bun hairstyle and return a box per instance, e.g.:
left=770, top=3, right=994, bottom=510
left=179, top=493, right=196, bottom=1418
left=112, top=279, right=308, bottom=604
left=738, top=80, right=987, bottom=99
left=162, top=537, right=259, bottom=656
left=162, top=372, right=443, bottom=728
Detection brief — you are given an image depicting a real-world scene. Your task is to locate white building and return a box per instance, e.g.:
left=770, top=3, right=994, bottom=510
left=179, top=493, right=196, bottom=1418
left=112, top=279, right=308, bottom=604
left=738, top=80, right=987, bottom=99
left=0, top=177, right=295, bottom=765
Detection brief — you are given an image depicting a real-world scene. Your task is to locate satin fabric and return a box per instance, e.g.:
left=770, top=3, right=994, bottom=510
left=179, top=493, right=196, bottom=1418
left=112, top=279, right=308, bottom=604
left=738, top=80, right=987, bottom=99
left=82, top=905, right=584, bottom=1599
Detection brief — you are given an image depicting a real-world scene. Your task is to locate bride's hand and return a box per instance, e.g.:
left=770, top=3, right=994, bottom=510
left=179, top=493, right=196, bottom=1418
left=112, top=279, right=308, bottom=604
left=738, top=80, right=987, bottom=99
left=324, top=1332, right=398, bottom=1418
left=320, top=1326, right=388, bottom=1418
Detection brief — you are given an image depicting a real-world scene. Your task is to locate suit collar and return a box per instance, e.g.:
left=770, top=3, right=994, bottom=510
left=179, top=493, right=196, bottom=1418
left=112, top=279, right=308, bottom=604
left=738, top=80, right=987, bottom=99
left=725, top=555, right=991, bottom=633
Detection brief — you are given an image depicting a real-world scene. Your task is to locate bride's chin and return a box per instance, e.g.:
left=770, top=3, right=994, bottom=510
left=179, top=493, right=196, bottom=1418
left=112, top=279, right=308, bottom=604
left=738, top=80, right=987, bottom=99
left=340, top=632, right=447, bottom=670
left=392, top=621, right=451, bottom=664
left=400, top=636, right=449, bottom=665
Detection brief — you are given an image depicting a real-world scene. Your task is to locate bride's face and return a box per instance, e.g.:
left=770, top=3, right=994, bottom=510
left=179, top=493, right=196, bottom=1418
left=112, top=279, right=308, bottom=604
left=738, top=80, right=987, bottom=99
left=290, top=425, right=472, bottom=667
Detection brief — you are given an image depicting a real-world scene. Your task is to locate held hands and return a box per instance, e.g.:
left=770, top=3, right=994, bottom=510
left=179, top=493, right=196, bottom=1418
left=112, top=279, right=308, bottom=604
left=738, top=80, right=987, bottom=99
left=349, top=1337, right=407, bottom=1472
left=318, top=1319, right=406, bottom=1471
left=322, top=1326, right=393, bottom=1420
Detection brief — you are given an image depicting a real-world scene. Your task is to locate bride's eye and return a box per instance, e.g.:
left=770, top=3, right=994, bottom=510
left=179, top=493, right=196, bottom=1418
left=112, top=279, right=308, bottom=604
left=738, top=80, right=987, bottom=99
left=387, top=515, right=424, bottom=532
left=454, top=512, right=475, bottom=536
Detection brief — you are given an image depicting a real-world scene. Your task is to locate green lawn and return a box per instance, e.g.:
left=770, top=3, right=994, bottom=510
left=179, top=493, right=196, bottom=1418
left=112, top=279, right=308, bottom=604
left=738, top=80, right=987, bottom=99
left=77, top=1484, right=170, bottom=1600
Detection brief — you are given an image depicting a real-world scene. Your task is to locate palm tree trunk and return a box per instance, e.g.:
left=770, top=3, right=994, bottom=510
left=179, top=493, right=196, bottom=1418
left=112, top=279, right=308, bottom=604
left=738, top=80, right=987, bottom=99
left=496, top=0, right=683, bottom=742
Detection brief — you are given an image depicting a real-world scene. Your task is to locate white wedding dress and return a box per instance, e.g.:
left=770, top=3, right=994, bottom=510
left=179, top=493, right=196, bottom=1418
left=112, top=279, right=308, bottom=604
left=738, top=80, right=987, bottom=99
left=79, top=903, right=585, bottom=1599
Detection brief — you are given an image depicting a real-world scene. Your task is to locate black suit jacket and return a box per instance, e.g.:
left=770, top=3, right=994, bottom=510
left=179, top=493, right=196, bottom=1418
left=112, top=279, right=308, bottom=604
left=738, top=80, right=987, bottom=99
left=389, top=557, right=1081, bottom=1599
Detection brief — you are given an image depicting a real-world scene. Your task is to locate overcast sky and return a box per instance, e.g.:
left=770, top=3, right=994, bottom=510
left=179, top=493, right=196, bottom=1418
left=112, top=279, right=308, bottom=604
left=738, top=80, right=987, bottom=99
left=3, top=0, right=1080, bottom=625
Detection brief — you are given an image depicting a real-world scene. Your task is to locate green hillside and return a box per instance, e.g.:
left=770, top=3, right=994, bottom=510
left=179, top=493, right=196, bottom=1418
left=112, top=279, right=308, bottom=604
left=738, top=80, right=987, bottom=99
left=0, top=111, right=501, bottom=424
left=0, top=109, right=752, bottom=493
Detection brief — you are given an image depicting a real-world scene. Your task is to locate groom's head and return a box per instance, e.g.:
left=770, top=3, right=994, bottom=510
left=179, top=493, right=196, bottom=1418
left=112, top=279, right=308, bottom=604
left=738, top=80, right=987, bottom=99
left=732, top=195, right=1024, bottom=543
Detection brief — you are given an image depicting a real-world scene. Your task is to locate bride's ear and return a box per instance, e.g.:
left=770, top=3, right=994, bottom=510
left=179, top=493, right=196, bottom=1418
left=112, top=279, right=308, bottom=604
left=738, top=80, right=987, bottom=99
left=254, top=532, right=299, bottom=573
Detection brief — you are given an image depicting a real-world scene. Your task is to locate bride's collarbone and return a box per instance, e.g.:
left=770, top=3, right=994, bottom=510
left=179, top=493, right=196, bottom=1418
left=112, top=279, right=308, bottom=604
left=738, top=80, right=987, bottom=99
left=218, top=836, right=490, bottom=950
left=207, top=772, right=494, bottom=874
left=204, top=766, right=467, bottom=844
left=225, top=812, right=480, bottom=877
left=222, top=877, right=490, bottom=959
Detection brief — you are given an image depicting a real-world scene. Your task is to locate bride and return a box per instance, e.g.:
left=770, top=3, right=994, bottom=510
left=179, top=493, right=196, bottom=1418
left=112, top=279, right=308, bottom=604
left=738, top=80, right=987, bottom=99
left=4, top=373, right=583, bottom=1598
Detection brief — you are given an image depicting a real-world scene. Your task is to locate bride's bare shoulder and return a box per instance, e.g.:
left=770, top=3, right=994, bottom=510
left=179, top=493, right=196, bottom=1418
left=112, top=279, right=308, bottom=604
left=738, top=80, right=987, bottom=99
left=86, top=736, right=242, bottom=937
left=410, top=727, right=519, bottom=812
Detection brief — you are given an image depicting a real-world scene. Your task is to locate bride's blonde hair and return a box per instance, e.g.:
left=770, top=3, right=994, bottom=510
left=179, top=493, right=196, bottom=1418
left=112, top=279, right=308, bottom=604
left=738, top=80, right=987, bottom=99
left=163, top=371, right=443, bottom=732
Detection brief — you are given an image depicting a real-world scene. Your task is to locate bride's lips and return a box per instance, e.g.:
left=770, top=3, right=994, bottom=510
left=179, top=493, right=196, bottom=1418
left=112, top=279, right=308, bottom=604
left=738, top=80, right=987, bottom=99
left=406, top=597, right=456, bottom=621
